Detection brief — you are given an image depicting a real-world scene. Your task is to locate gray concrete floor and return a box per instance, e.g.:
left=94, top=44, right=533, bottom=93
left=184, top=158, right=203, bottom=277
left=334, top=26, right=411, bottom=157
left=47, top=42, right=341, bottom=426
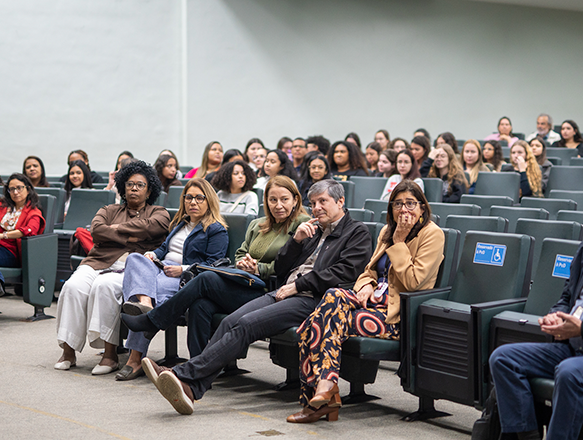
left=0, top=293, right=480, bottom=440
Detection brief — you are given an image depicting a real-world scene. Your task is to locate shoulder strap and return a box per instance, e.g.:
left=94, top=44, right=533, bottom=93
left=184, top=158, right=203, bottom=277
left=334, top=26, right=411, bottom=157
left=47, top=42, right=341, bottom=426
left=228, top=192, right=248, bottom=213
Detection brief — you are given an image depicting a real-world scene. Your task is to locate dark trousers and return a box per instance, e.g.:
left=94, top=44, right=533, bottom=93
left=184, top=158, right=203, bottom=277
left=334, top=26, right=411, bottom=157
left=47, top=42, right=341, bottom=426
left=147, top=271, right=264, bottom=357
left=490, top=342, right=583, bottom=440
left=0, top=246, right=18, bottom=287
left=172, top=292, right=316, bottom=400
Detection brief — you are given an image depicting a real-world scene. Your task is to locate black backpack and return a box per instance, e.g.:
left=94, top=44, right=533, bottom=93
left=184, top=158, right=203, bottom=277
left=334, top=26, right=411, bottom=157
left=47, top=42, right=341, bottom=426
left=472, top=388, right=503, bottom=440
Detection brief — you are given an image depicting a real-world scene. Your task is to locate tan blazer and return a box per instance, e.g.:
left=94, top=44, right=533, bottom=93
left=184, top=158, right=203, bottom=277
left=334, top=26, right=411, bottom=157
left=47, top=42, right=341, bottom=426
left=353, top=221, right=444, bottom=324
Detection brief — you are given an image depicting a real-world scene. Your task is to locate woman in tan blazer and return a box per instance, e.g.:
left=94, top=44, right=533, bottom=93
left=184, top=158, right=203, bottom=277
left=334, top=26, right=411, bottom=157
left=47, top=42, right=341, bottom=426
left=287, top=180, right=445, bottom=424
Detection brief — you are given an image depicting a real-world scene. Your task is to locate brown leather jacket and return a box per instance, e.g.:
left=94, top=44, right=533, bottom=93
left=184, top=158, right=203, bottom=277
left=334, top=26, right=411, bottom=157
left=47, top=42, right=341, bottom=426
left=81, top=204, right=170, bottom=270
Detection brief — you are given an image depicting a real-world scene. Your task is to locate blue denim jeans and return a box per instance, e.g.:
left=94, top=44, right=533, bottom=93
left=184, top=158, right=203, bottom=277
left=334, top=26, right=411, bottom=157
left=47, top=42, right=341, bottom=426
left=490, top=342, right=583, bottom=440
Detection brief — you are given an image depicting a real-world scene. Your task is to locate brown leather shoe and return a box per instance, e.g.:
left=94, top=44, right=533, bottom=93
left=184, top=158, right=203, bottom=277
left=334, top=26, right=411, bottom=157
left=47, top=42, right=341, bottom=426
left=309, top=383, right=341, bottom=408
left=286, top=404, right=339, bottom=423
left=158, top=371, right=195, bottom=415
left=141, top=358, right=172, bottom=392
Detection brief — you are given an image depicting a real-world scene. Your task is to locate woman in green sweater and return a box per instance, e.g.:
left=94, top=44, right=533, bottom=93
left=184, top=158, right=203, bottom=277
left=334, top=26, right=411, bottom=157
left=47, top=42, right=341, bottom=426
left=121, top=175, right=310, bottom=358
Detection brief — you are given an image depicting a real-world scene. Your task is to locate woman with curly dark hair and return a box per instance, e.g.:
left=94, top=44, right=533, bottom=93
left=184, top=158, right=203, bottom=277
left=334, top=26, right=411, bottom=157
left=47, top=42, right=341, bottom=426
left=22, top=156, right=50, bottom=188
left=55, top=160, right=170, bottom=375
left=155, top=154, right=181, bottom=193
left=254, top=149, right=298, bottom=190
left=0, top=174, right=45, bottom=295
left=211, top=160, right=258, bottom=215
left=327, top=140, right=368, bottom=180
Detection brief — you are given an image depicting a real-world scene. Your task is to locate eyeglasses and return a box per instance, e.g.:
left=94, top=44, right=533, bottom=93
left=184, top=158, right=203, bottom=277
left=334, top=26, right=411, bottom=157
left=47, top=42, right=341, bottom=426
left=125, top=181, right=147, bottom=190
left=391, top=200, right=421, bottom=210
left=7, top=185, right=26, bottom=194
left=184, top=194, right=206, bottom=204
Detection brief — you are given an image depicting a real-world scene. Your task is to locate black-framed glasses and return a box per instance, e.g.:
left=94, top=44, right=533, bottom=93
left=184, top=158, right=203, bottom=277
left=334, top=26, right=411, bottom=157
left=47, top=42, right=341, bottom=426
left=391, top=200, right=421, bottom=211
left=125, top=181, right=147, bottom=190
left=7, top=185, right=26, bottom=194
left=184, top=194, right=206, bottom=204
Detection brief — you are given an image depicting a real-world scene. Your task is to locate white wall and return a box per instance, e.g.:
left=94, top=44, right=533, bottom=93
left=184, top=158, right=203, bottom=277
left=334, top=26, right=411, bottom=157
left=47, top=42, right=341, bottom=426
left=188, top=0, right=583, bottom=155
left=0, top=0, right=181, bottom=176
left=1, top=0, right=582, bottom=175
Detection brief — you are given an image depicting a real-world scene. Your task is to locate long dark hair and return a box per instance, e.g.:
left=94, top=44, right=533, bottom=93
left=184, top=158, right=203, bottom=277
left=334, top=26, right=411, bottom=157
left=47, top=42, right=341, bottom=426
left=2, top=173, right=40, bottom=210
left=557, top=120, right=583, bottom=147
left=483, top=140, right=505, bottom=171
left=22, top=156, right=50, bottom=187
left=154, top=154, right=178, bottom=192
left=114, top=151, right=134, bottom=171
left=435, top=132, right=459, bottom=154
left=328, top=140, right=369, bottom=175
left=345, top=132, right=362, bottom=149
left=64, top=160, right=93, bottom=197
left=530, top=137, right=549, bottom=165
left=396, top=150, right=421, bottom=180
left=410, top=135, right=431, bottom=164
left=263, top=149, right=298, bottom=182
left=383, top=180, right=431, bottom=245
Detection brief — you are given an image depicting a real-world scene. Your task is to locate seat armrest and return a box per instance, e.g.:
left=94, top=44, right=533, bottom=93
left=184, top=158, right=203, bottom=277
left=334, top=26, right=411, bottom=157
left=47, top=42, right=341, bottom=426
left=471, top=298, right=527, bottom=313
left=399, top=286, right=452, bottom=393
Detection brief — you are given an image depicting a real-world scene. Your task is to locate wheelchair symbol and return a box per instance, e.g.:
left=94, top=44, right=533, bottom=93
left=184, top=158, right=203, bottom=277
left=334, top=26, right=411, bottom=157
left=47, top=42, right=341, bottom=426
left=493, top=248, right=502, bottom=262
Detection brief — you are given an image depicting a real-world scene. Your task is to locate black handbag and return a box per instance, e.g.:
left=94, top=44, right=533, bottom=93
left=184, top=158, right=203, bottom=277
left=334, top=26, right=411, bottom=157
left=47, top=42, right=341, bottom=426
left=194, top=264, right=266, bottom=289
left=178, top=257, right=231, bottom=289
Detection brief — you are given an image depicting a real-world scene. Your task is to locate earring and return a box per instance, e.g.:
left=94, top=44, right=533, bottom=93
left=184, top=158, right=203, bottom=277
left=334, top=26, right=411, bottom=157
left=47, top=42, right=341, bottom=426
left=419, top=216, right=423, bottom=224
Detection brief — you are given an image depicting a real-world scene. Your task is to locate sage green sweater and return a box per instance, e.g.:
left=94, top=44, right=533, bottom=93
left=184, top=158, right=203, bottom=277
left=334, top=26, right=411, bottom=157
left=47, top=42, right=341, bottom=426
left=235, top=214, right=311, bottom=280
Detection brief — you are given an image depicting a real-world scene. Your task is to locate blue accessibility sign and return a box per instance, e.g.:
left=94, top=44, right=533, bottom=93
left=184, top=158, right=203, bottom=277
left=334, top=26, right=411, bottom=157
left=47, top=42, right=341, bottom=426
left=552, top=254, right=573, bottom=279
left=473, top=242, right=507, bottom=267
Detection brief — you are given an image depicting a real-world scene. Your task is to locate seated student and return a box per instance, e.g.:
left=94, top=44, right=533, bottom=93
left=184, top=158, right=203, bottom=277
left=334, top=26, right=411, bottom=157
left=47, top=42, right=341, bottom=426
left=158, top=149, right=183, bottom=178
left=22, top=156, right=50, bottom=188
left=365, top=142, right=382, bottom=174
left=489, top=240, right=583, bottom=440
left=116, top=178, right=228, bottom=381
left=64, top=160, right=94, bottom=216
left=124, top=179, right=372, bottom=415
left=435, top=132, right=460, bottom=155
left=501, top=140, right=543, bottom=199
left=254, top=149, right=297, bottom=190
left=291, top=138, right=308, bottom=176
left=551, top=119, right=583, bottom=157
left=122, top=176, right=310, bottom=359
left=344, top=132, right=362, bottom=149
left=251, top=147, right=267, bottom=173
left=244, top=138, right=265, bottom=172
left=298, top=152, right=332, bottom=206
left=327, top=140, right=368, bottom=181
left=105, top=151, right=134, bottom=191
left=211, top=160, right=258, bottom=215
left=276, top=136, right=293, bottom=159
left=155, top=154, right=181, bottom=193
left=55, top=161, right=169, bottom=374
left=376, top=149, right=398, bottom=178
left=390, top=137, right=409, bottom=152
left=461, top=140, right=490, bottom=194
left=482, top=140, right=506, bottom=172
left=0, top=174, right=46, bottom=296
left=306, top=135, right=331, bottom=156
left=410, top=135, right=431, bottom=177
left=206, top=149, right=246, bottom=185
left=529, top=137, right=552, bottom=194
left=374, top=129, right=390, bottom=150
left=59, top=150, right=104, bottom=184
left=428, top=144, right=468, bottom=203
left=484, top=116, right=519, bottom=147
left=380, top=150, right=424, bottom=200
left=288, top=180, right=444, bottom=423
left=185, top=141, right=223, bottom=179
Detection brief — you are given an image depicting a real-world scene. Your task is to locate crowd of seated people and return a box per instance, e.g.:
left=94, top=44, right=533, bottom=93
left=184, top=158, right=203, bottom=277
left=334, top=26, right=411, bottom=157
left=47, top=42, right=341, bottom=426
left=2, top=112, right=583, bottom=431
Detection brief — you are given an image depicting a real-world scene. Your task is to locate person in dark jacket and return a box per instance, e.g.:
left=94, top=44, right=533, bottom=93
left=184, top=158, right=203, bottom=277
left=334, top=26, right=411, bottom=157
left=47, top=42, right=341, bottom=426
left=490, top=240, right=583, bottom=440
left=125, top=179, right=372, bottom=415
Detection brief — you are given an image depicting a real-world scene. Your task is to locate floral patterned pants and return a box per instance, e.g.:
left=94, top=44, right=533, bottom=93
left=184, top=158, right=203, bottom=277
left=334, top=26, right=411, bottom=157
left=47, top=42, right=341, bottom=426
left=296, top=287, right=400, bottom=408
